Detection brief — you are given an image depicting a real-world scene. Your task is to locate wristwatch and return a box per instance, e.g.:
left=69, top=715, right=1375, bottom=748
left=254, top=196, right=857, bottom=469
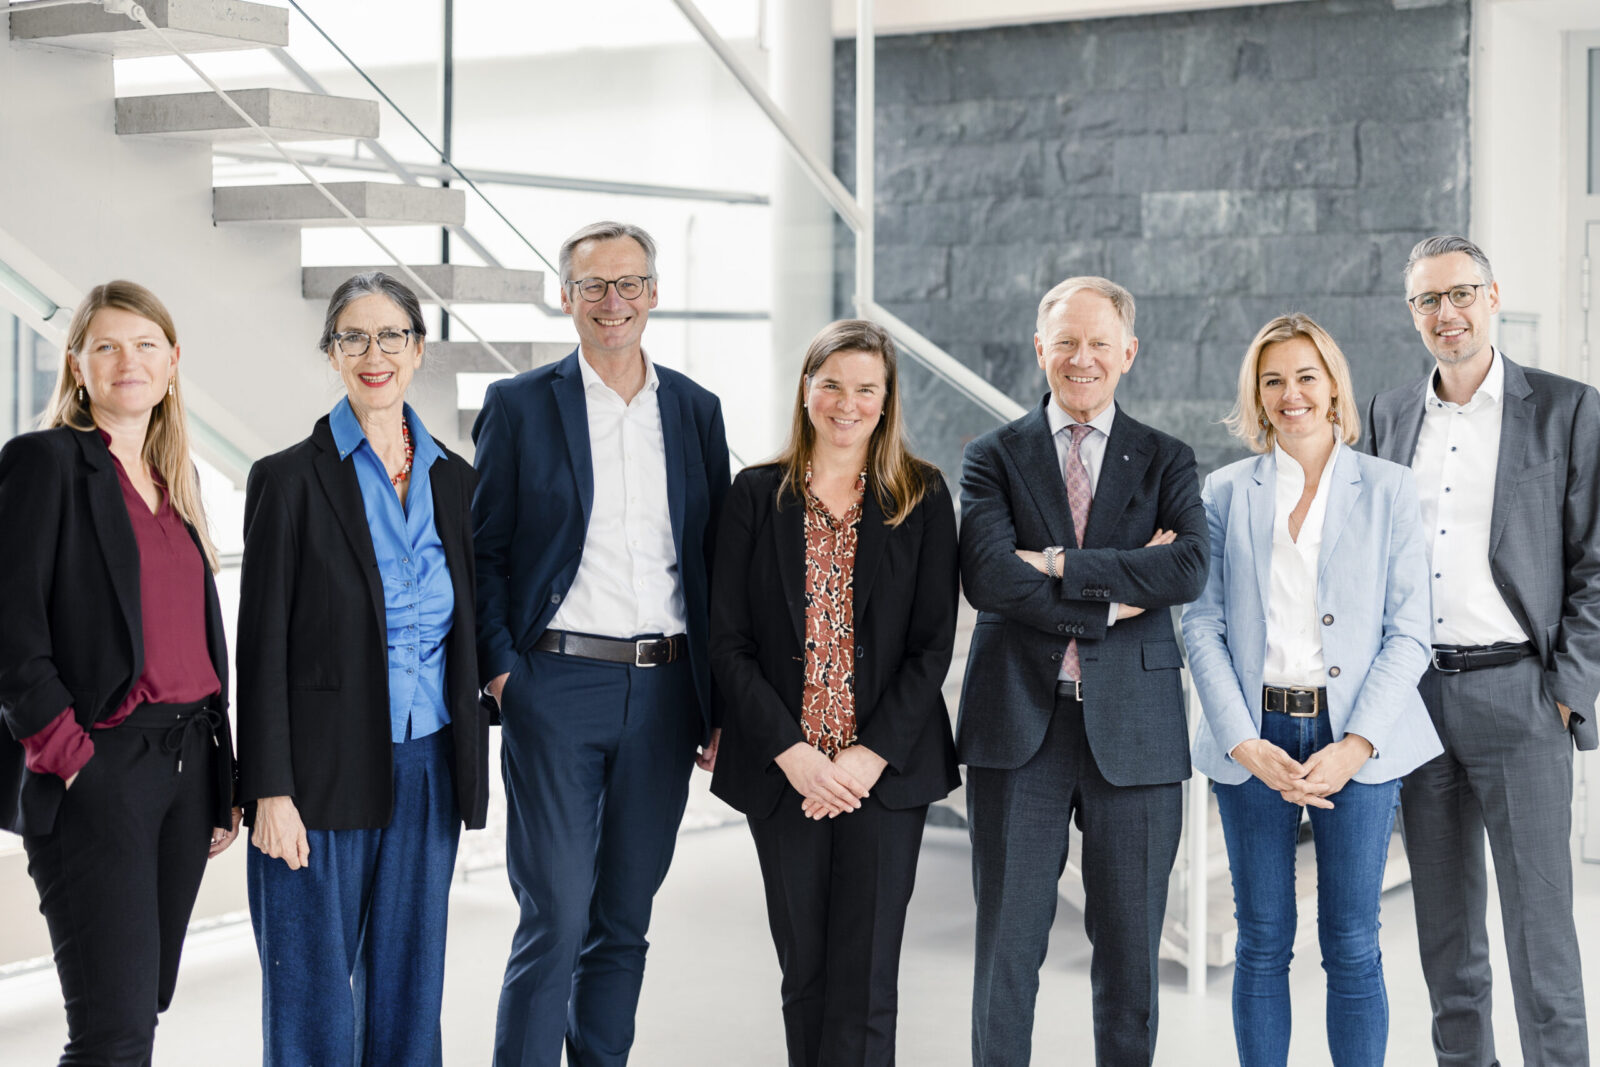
left=1044, top=545, right=1063, bottom=579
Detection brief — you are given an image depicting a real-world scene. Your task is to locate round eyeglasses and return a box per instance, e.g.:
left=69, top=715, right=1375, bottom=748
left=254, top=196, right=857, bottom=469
left=332, top=328, right=418, bottom=357
left=568, top=275, right=652, bottom=303
left=1406, top=284, right=1486, bottom=316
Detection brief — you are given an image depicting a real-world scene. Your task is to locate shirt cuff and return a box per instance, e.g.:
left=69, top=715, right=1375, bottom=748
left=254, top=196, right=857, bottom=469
left=1107, top=602, right=1121, bottom=626
left=20, top=707, right=95, bottom=781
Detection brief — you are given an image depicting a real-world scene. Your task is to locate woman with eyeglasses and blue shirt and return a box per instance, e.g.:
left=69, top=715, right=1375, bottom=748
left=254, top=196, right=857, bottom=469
left=1181, top=313, right=1442, bottom=1066
left=235, top=271, right=490, bottom=1065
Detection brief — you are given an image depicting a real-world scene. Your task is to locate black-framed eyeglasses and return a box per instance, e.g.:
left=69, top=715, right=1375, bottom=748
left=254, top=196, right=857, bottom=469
left=567, top=275, right=653, bottom=303
left=1406, top=284, right=1486, bottom=315
left=332, top=328, right=418, bottom=357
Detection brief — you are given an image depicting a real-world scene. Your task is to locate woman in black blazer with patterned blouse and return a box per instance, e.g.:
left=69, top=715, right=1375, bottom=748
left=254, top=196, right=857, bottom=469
left=710, top=319, right=960, bottom=1067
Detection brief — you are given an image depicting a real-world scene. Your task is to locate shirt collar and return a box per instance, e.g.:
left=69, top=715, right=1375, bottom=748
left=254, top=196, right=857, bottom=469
left=329, top=397, right=441, bottom=470
left=1273, top=436, right=1340, bottom=495
left=1047, top=398, right=1116, bottom=440
left=578, top=350, right=659, bottom=397
left=1429, top=346, right=1504, bottom=411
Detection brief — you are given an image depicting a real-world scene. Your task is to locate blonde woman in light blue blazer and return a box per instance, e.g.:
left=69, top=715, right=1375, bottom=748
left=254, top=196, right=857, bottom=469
left=1182, top=313, right=1442, bottom=1067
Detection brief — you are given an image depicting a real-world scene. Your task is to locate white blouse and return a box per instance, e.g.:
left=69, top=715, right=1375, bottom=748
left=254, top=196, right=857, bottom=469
left=1262, top=439, right=1338, bottom=687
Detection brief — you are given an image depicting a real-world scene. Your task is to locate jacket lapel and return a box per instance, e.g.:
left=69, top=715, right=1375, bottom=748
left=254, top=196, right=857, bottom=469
left=1082, top=409, right=1152, bottom=548
left=656, top=372, right=688, bottom=562
left=1006, top=400, right=1074, bottom=549
left=310, top=420, right=386, bottom=639
left=1384, top=374, right=1431, bottom=466
left=76, top=430, right=144, bottom=687
left=552, top=353, right=595, bottom=526
left=1317, top=446, right=1362, bottom=582
left=1489, top=357, right=1534, bottom=561
left=1245, top=452, right=1274, bottom=620
left=852, top=486, right=888, bottom=623
left=772, top=484, right=807, bottom=648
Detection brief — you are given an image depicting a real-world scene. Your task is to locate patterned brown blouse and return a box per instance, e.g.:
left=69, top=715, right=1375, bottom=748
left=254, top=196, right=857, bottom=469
left=801, top=465, right=866, bottom=757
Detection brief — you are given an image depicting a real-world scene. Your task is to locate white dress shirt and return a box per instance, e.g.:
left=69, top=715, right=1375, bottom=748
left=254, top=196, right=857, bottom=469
left=1046, top=400, right=1120, bottom=678
left=548, top=352, right=686, bottom=639
left=1263, top=439, right=1337, bottom=687
left=1411, top=348, right=1527, bottom=647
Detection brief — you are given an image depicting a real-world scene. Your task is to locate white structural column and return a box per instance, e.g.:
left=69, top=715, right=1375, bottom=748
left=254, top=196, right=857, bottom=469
left=766, top=0, right=836, bottom=453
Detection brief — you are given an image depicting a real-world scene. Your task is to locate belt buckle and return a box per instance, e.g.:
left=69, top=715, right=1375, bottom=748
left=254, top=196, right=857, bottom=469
left=1288, top=685, right=1319, bottom=718
left=635, top=638, right=659, bottom=668
left=1431, top=648, right=1461, bottom=674
left=1072, top=679, right=1082, bottom=702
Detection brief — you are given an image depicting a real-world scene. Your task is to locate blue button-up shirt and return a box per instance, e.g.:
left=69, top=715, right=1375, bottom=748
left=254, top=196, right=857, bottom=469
left=330, top=398, right=454, bottom=742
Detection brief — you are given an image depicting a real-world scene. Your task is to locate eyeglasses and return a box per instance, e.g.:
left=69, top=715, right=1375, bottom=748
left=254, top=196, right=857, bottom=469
left=332, top=328, right=417, bottom=357
left=567, top=275, right=652, bottom=303
left=1406, top=284, right=1486, bottom=315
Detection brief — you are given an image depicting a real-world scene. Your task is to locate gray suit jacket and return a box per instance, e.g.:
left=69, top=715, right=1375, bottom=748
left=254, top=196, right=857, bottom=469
left=955, top=398, right=1208, bottom=784
left=1365, top=353, right=1600, bottom=751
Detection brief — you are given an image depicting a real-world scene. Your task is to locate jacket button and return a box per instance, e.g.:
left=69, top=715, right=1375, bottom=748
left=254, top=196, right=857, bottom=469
left=855, top=645, right=865, bottom=658
left=1322, top=614, right=1334, bottom=626
left=1328, top=666, right=1341, bottom=678
left=550, top=593, right=562, bottom=604
left=1082, top=589, right=1093, bottom=598
left=1056, top=623, right=1066, bottom=633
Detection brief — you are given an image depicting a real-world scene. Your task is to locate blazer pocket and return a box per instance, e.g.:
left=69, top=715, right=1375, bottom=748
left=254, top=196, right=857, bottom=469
left=1517, top=457, right=1561, bottom=482
left=1142, top=640, right=1184, bottom=671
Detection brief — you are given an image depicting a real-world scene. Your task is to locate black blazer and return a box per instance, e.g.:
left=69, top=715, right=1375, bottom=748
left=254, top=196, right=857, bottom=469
left=709, top=463, right=961, bottom=818
left=236, top=416, right=489, bottom=831
left=0, top=427, right=233, bottom=837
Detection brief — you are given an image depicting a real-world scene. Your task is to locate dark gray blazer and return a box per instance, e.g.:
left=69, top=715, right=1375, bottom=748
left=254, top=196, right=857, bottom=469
left=1365, top=353, right=1600, bottom=751
left=955, top=398, right=1208, bottom=785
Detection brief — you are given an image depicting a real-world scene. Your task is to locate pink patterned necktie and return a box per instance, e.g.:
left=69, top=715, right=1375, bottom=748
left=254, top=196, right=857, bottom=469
left=1061, top=423, right=1093, bottom=681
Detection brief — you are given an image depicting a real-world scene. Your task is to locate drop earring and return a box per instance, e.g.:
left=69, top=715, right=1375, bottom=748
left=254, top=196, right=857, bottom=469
left=77, top=385, right=85, bottom=403
left=168, top=379, right=175, bottom=397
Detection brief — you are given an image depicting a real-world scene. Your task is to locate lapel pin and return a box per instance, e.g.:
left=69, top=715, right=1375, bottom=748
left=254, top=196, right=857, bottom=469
left=1122, top=454, right=1129, bottom=461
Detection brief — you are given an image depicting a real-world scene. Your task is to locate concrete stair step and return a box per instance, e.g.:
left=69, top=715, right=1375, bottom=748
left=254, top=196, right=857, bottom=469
left=214, top=182, right=466, bottom=228
left=116, top=89, right=378, bottom=143
left=10, top=0, right=287, bottom=58
left=302, top=265, right=544, bottom=305
left=425, top=341, right=570, bottom=373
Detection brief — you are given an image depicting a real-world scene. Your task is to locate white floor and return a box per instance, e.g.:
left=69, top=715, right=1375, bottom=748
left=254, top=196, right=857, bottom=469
left=2, top=778, right=1597, bottom=1065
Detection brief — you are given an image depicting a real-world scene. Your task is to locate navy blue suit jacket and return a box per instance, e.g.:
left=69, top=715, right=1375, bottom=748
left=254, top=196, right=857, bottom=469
left=470, top=350, right=730, bottom=739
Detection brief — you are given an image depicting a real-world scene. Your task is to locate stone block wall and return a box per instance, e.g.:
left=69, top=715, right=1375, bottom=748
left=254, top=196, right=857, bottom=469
left=835, top=0, right=1470, bottom=481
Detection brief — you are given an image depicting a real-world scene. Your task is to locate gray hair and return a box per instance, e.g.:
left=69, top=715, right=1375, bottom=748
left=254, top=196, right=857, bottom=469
left=1036, top=275, right=1136, bottom=340
left=317, top=271, right=427, bottom=353
left=1402, top=234, right=1495, bottom=291
left=558, top=221, right=658, bottom=285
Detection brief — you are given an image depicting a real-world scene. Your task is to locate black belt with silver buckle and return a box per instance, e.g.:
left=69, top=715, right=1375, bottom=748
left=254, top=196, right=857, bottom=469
left=1262, top=685, right=1327, bottom=718
left=1054, top=680, right=1084, bottom=702
left=1430, top=642, right=1536, bottom=674
left=533, top=629, right=687, bottom=668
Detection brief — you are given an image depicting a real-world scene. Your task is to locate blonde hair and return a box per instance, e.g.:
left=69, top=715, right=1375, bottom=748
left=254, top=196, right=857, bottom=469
left=1224, top=312, right=1361, bottom=454
left=772, top=319, right=932, bottom=527
left=43, top=280, right=219, bottom=571
left=1036, top=275, right=1136, bottom=340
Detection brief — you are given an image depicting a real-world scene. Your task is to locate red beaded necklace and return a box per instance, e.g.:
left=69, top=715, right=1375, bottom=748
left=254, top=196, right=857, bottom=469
left=391, top=421, right=414, bottom=487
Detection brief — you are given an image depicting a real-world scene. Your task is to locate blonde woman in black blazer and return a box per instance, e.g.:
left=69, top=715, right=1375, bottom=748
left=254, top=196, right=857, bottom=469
left=0, top=281, right=238, bottom=1065
left=710, top=319, right=960, bottom=1067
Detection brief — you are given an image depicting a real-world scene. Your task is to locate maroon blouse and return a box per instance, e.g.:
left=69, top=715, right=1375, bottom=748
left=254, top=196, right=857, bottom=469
left=20, top=442, right=220, bottom=779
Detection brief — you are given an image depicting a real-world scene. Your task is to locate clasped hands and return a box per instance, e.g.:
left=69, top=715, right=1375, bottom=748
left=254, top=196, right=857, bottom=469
left=775, top=741, right=887, bottom=821
left=1230, top=733, right=1374, bottom=808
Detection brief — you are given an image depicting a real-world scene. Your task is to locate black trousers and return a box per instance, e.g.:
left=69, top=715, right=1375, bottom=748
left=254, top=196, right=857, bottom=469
left=23, top=704, right=219, bottom=1066
left=747, top=789, right=929, bottom=1067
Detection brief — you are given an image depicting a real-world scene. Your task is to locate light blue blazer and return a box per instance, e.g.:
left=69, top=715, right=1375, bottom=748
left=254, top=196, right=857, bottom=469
left=1183, top=445, right=1442, bottom=785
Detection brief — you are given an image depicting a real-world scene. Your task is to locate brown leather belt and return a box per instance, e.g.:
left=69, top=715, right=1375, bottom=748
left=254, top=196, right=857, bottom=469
left=532, top=629, right=687, bottom=668
left=1262, top=685, right=1327, bottom=718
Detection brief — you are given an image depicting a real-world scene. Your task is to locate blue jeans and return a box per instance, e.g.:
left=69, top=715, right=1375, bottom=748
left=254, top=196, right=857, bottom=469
left=1213, top=710, right=1401, bottom=1067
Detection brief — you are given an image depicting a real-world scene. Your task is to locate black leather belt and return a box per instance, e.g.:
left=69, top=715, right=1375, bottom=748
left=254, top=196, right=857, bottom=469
left=1263, top=685, right=1327, bottom=718
left=533, top=629, right=687, bottom=668
left=1054, top=680, right=1084, bottom=702
left=1430, top=642, right=1536, bottom=674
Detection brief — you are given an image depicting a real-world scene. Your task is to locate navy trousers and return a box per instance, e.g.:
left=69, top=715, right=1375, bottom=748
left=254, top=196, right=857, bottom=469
left=493, top=649, right=701, bottom=1067
left=248, top=728, right=460, bottom=1067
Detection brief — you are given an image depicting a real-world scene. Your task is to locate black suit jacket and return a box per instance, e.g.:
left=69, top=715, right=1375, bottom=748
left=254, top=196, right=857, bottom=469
left=1366, top=353, right=1600, bottom=751
left=0, top=427, right=233, bottom=836
left=956, top=399, right=1207, bottom=785
left=236, top=416, right=490, bottom=830
left=709, top=463, right=961, bottom=818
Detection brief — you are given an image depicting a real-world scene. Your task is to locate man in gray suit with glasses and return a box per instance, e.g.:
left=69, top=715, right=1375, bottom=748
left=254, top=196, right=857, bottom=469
left=1366, top=234, right=1599, bottom=1066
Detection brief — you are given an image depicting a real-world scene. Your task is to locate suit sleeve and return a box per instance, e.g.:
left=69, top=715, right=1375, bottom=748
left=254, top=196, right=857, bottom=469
left=1180, top=474, right=1258, bottom=760
left=0, top=436, right=84, bottom=751
left=702, top=399, right=732, bottom=730
left=471, top=383, right=521, bottom=684
left=1343, top=467, right=1431, bottom=752
left=958, top=436, right=1115, bottom=640
left=855, top=477, right=959, bottom=774
left=1051, top=440, right=1209, bottom=609
left=235, top=461, right=299, bottom=803
left=709, top=475, right=806, bottom=765
left=1548, top=386, right=1600, bottom=746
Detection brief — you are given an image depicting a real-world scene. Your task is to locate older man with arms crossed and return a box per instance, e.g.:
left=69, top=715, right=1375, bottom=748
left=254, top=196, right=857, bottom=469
left=1367, top=234, right=1598, bottom=1066
left=473, top=221, right=730, bottom=1066
left=958, top=275, right=1208, bottom=1065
